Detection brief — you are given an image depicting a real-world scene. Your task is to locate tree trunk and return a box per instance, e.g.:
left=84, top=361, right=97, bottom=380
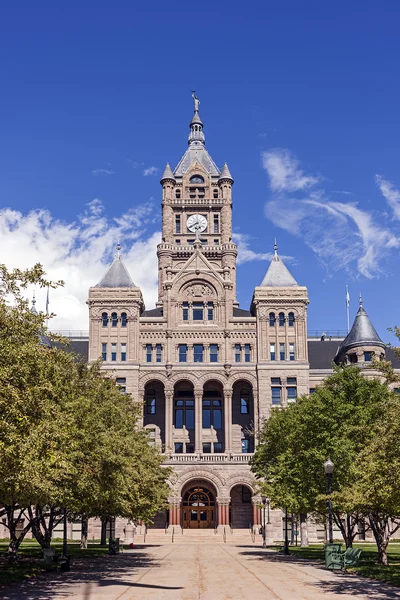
left=4, top=504, right=32, bottom=564
left=300, top=513, right=309, bottom=547
left=28, top=505, right=62, bottom=549
left=80, top=515, right=88, bottom=549
left=369, top=513, right=391, bottom=566
left=100, top=518, right=107, bottom=546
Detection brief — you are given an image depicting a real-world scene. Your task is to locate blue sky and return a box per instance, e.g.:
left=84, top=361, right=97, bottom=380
left=1, top=1, right=399, bottom=339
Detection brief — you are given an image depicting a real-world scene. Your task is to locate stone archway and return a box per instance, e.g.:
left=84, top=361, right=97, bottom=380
left=181, top=479, right=218, bottom=529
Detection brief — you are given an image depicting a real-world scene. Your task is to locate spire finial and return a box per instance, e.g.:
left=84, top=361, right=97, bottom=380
left=31, top=290, right=38, bottom=315
left=191, top=90, right=200, bottom=112
left=359, top=292, right=363, bottom=307
left=116, top=241, right=121, bottom=258
left=274, top=238, right=278, bottom=256
left=188, top=92, right=205, bottom=145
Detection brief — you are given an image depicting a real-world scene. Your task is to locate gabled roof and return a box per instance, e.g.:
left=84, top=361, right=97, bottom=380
left=260, top=246, right=298, bottom=287
left=334, top=301, right=385, bottom=363
left=95, top=254, right=134, bottom=288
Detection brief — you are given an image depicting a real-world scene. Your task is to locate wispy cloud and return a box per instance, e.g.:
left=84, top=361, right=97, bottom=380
left=233, top=232, right=294, bottom=265
left=0, top=201, right=159, bottom=330
left=263, top=151, right=400, bottom=278
left=91, top=168, right=114, bottom=176
left=376, top=175, right=400, bottom=220
left=143, top=166, right=159, bottom=177
left=262, top=149, right=321, bottom=192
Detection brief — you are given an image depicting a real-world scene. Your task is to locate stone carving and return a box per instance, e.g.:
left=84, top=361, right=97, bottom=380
left=183, top=283, right=214, bottom=298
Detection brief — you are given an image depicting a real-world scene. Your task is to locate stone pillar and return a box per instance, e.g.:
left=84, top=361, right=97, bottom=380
left=217, top=497, right=230, bottom=528
left=194, top=390, right=203, bottom=453
left=252, top=498, right=261, bottom=527
left=138, top=390, right=145, bottom=428
left=224, top=390, right=232, bottom=453
left=165, top=389, right=173, bottom=453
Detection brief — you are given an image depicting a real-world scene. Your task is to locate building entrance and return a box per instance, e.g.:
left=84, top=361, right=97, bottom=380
left=182, top=486, right=216, bottom=529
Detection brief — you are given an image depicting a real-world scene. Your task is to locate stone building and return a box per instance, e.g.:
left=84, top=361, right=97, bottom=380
left=4, top=97, right=397, bottom=543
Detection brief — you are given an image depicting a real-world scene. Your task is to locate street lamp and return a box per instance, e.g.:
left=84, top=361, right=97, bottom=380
left=324, top=458, right=334, bottom=544
left=266, top=498, right=271, bottom=525
left=261, top=497, right=267, bottom=548
left=283, top=507, right=290, bottom=555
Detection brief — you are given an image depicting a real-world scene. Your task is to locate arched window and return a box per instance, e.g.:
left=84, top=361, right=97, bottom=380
left=121, top=312, right=127, bottom=327
left=189, top=174, right=204, bottom=184
left=288, top=312, right=295, bottom=327
left=269, top=312, right=276, bottom=327
left=111, top=312, right=118, bottom=327
left=279, top=312, right=285, bottom=327
left=101, top=312, right=108, bottom=327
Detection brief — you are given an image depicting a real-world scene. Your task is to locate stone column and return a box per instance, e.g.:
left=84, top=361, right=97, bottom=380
left=165, top=389, right=173, bottom=453
left=224, top=390, right=232, bottom=453
left=138, top=390, right=145, bottom=428
left=217, top=497, right=230, bottom=528
left=252, top=498, right=261, bottom=528
left=194, top=390, right=203, bottom=453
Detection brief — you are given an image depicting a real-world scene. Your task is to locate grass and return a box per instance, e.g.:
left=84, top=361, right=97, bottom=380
left=274, top=542, right=400, bottom=587
left=0, top=539, right=115, bottom=587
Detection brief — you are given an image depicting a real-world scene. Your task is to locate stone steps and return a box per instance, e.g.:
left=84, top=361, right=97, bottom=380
left=132, top=530, right=263, bottom=545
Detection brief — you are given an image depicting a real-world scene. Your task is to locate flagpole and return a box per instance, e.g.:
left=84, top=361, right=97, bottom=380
left=345, top=285, right=350, bottom=334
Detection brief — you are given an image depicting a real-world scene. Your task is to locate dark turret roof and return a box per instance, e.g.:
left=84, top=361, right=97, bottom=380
left=95, top=254, right=134, bottom=288
left=334, top=302, right=385, bottom=364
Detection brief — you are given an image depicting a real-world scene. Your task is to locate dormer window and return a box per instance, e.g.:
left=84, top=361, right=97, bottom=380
left=190, top=175, right=204, bottom=184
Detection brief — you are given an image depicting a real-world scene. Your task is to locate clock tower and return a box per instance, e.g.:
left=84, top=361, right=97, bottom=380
left=157, top=94, right=237, bottom=306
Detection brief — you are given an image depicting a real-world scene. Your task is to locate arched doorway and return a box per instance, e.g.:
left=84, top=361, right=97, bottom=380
left=230, top=484, right=253, bottom=529
left=182, top=484, right=216, bottom=529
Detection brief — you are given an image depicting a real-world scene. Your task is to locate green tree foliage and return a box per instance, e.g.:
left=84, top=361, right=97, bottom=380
left=251, top=367, right=394, bottom=555
left=0, top=263, right=170, bottom=561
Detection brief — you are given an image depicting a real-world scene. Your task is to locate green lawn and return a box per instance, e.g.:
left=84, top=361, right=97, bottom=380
left=274, top=542, right=400, bottom=587
left=0, top=539, right=113, bottom=587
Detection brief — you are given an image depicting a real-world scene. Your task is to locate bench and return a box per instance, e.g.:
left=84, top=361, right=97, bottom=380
left=42, top=548, right=71, bottom=572
left=332, top=547, right=362, bottom=570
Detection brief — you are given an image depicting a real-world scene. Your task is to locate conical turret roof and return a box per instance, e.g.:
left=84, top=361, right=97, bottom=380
left=219, top=163, right=234, bottom=183
left=96, top=245, right=135, bottom=288
left=334, top=298, right=385, bottom=364
left=260, top=243, right=298, bottom=287
left=160, top=163, right=175, bottom=183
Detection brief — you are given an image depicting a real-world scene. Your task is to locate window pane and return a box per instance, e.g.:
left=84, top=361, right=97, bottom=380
left=102, top=343, right=107, bottom=361
left=364, top=351, right=372, bottom=362
left=213, top=409, right=222, bottom=430
left=202, top=443, right=211, bottom=454
left=202, top=409, right=211, bottom=428
left=235, top=344, right=241, bottom=363
left=121, top=313, right=127, bottom=327
left=194, top=344, right=203, bottom=362
left=287, top=387, right=297, bottom=403
left=174, top=443, right=183, bottom=454
left=111, top=312, right=118, bottom=327
left=179, top=344, right=187, bottom=362
left=269, top=312, right=275, bottom=326
left=280, top=343, right=285, bottom=361
left=287, top=377, right=297, bottom=384
left=146, top=344, right=152, bottom=363
left=240, top=397, right=249, bottom=414
left=102, top=312, right=108, bottom=327
left=208, top=302, right=214, bottom=321
left=242, top=438, right=250, bottom=453
left=156, top=344, right=162, bottom=363
left=271, top=377, right=281, bottom=385
left=210, top=344, right=218, bottom=362
left=279, top=313, right=285, bottom=326
left=214, top=443, right=223, bottom=453
left=288, top=312, right=295, bottom=326
left=111, top=343, right=117, bottom=362
left=186, top=409, right=194, bottom=430
left=270, top=343, right=276, bottom=361
left=193, top=306, right=203, bottom=320
left=175, top=410, right=184, bottom=428
left=244, top=344, right=251, bottom=362
left=272, top=387, right=281, bottom=405
left=175, top=215, right=181, bottom=233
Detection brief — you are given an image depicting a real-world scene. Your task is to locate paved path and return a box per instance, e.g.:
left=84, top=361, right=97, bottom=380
left=3, top=543, right=400, bottom=600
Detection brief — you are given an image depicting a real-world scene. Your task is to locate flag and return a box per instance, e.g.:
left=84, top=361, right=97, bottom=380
left=345, top=285, right=350, bottom=308
left=46, top=286, right=49, bottom=315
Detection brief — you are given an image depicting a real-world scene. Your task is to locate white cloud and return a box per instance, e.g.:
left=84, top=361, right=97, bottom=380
left=233, top=232, right=294, bottom=265
left=376, top=175, right=400, bottom=220
left=91, top=168, right=114, bottom=176
left=143, top=166, right=159, bottom=177
left=262, top=149, right=320, bottom=192
left=0, top=201, right=160, bottom=331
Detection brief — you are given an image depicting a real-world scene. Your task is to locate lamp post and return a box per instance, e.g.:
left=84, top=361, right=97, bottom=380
left=283, top=507, right=290, bottom=555
left=324, top=458, right=334, bottom=544
left=261, top=497, right=267, bottom=548
left=266, top=498, right=271, bottom=525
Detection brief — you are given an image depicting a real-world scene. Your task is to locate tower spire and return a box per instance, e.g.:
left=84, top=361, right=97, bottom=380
left=274, top=238, right=278, bottom=256
left=188, top=91, right=205, bottom=146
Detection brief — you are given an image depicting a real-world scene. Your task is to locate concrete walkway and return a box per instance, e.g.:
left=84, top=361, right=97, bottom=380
left=3, top=543, right=400, bottom=600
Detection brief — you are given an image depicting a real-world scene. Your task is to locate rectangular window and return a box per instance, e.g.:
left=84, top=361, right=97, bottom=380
left=175, top=214, right=181, bottom=233
left=175, top=409, right=183, bottom=429
left=182, top=302, right=189, bottom=321
left=240, top=396, right=249, bottom=414
left=120, top=343, right=127, bottom=362
left=241, top=438, right=250, bottom=453
left=235, top=344, right=241, bottom=363
left=289, top=343, right=295, bottom=361
left=364, top=351, right=372, bottom=362
left=146, top=397, right=156, bottom=414
left=271, top=377, right=281, bottom=385
left=287, top=377, right=297, bottom=385
left=185, top=408, right=194, bottom=430
left=194, top=344, right=204, bottom=363
left=287, top=387, right=297, bottom=403
left=270, top=343, right=276, bottom=361
left=207, top=302, right=214, bottom=321
left=309, top=388, right=316, bottom=394
left=146, top=344, right=152, bottom=363
left=214, top=442, right=223, bottom=453
left=202, top=443, right=211, bottom=454
left=279, top=343, right=285, bottom=361
left=116, top=377, right=126, bottom=393
left=156, top=344, right=162, bottom=363
left=178, top=344, right=187, bottom=363
left=174, top=442, right=184, bottom=454
left=192, top=302, right=204, bottom=321
left=271, top=387, right=281, bottom=405
left=102, top=343, right=107, bottom=361
left=213, top=214, right=219, bottom=233
left=111, top=343, right=117, bottom=362
left=213, top=409, right=222, bottom=429
left=202, top=407, right=211, bottom=428
left=244, top=344, right=251, bottom=363
left=210, top=344, right=219, bottom=363
left=186, top=443, right=195, bottom=454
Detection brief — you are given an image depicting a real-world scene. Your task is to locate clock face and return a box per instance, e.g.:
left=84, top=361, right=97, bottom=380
left=187, top=214, right=208, bottom=233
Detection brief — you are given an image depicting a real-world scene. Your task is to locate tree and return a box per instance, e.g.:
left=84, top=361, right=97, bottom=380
left=251, top=367, right=392, bottom=550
